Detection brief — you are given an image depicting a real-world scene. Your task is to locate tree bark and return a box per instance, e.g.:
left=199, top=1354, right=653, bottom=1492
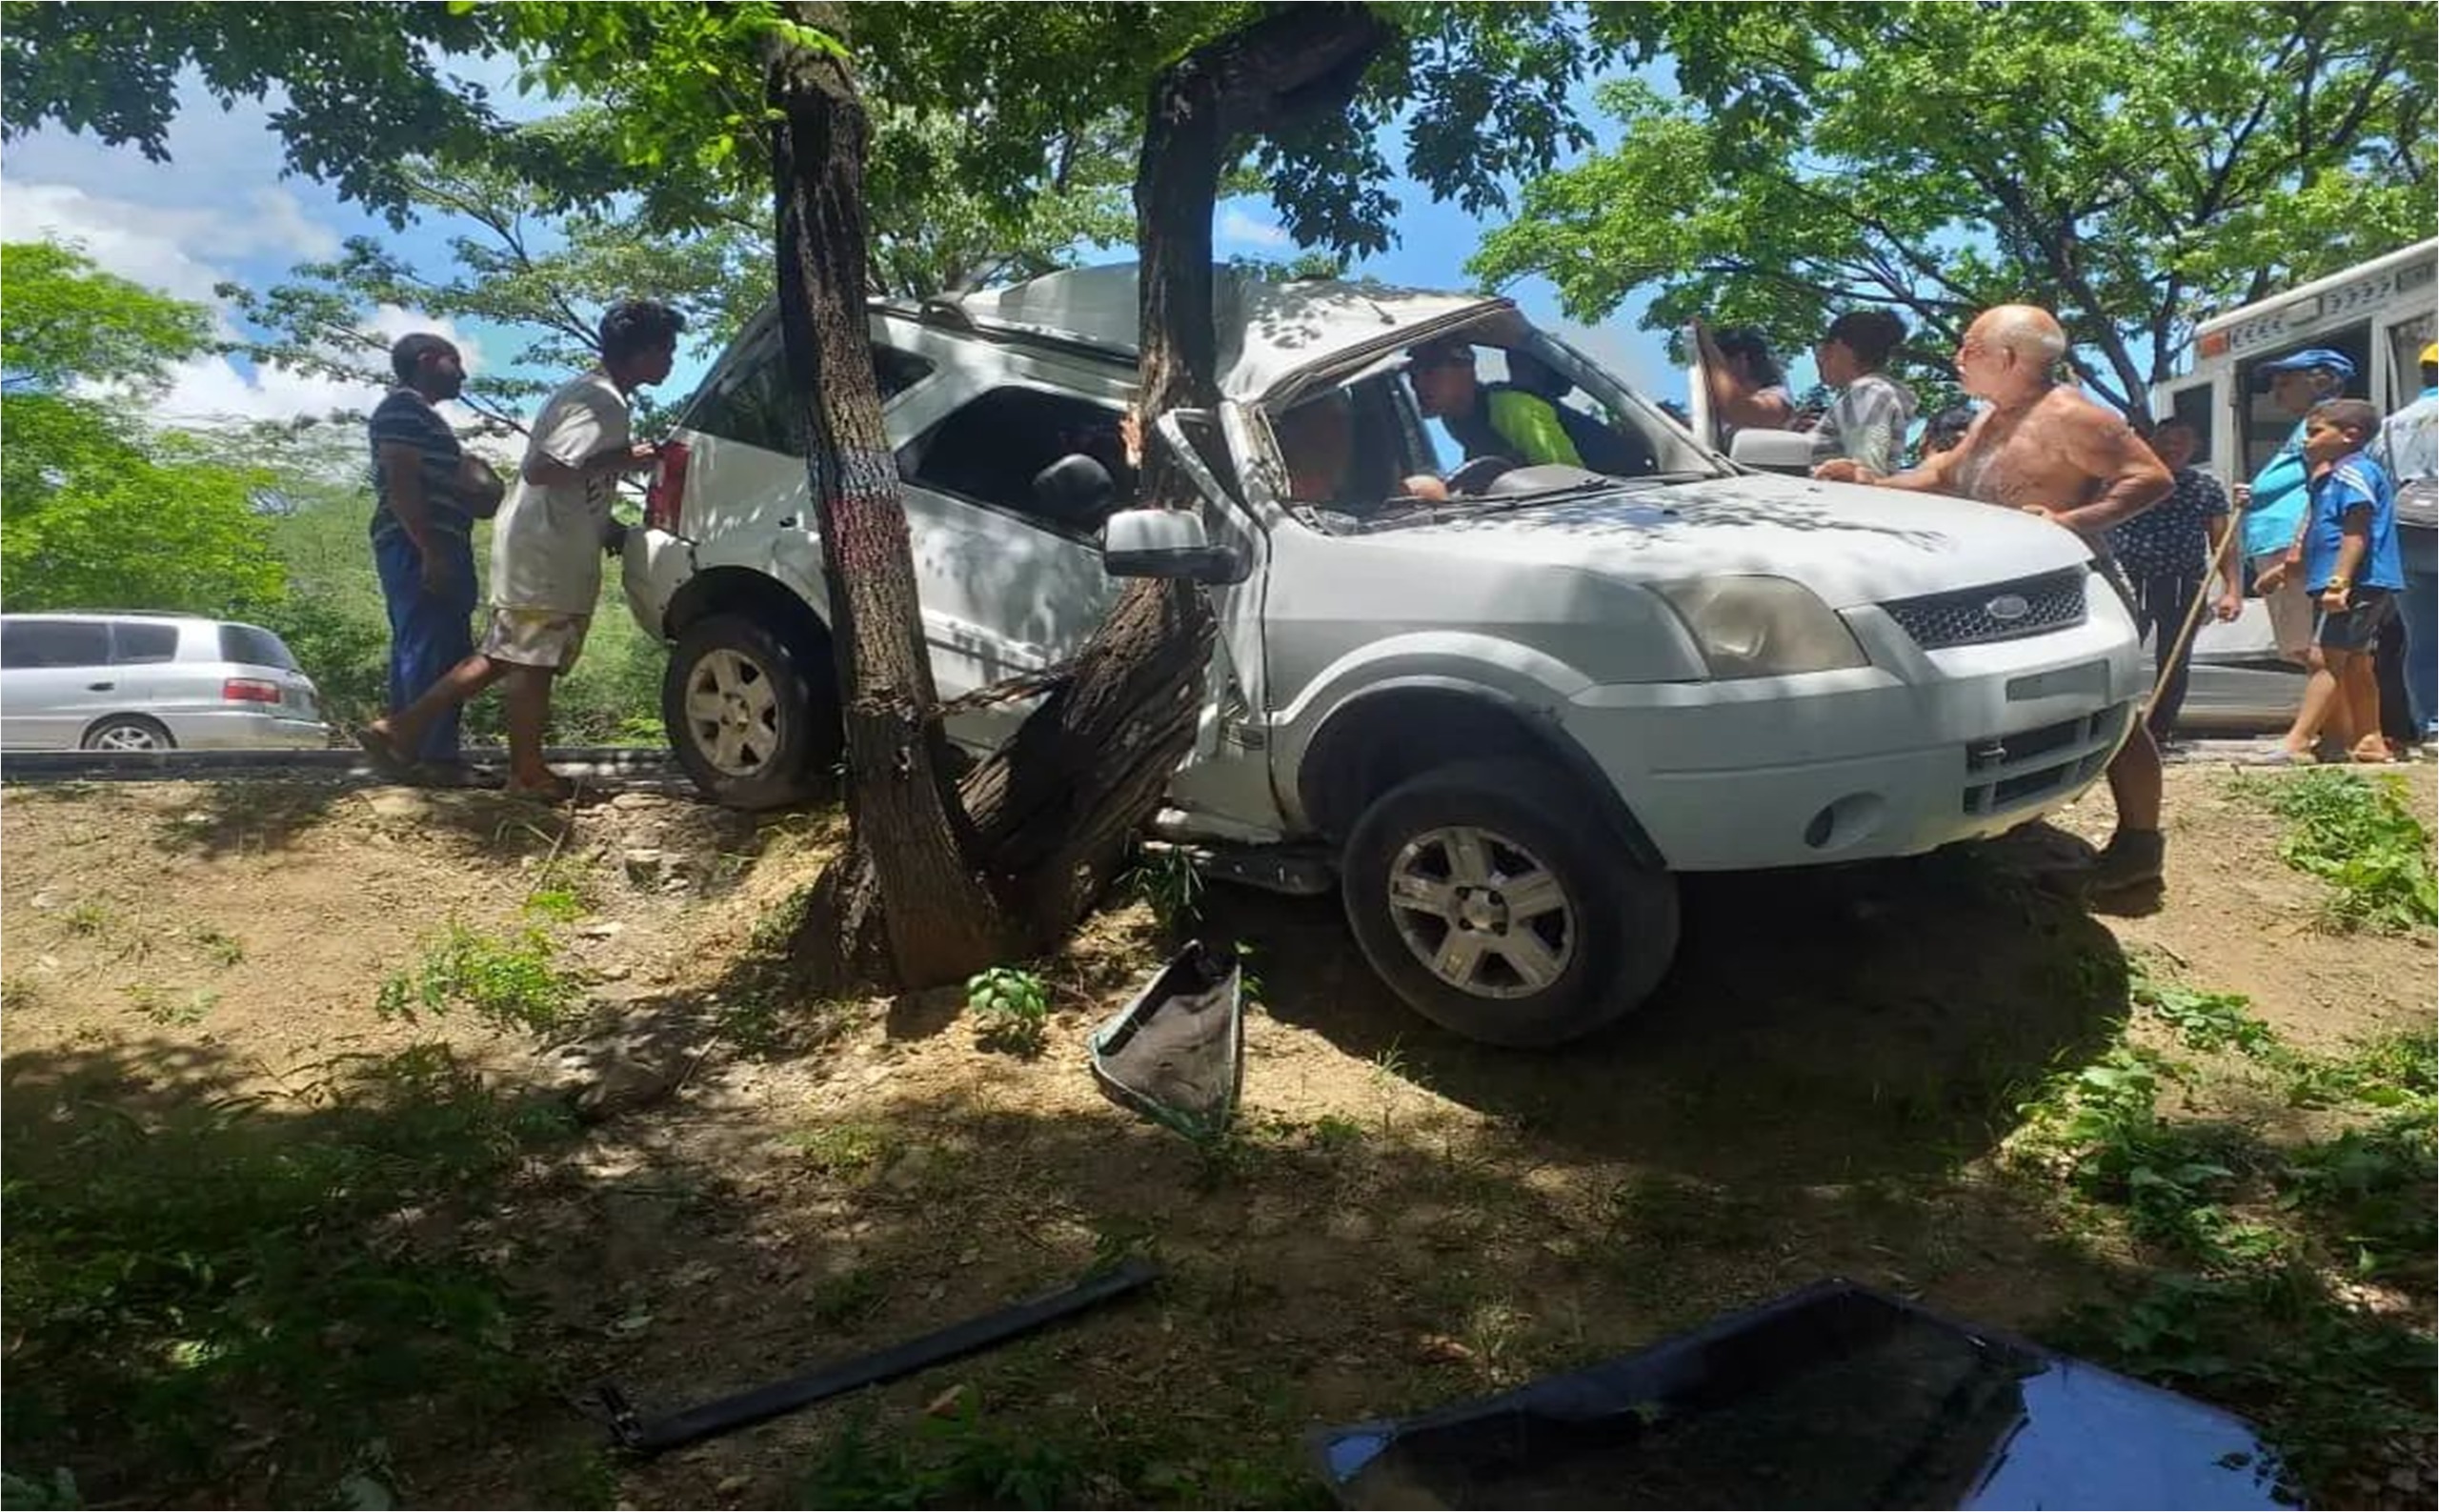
left=947, top=2, right=1392, bottom=955
left=765, top=9, right=1011, bottom=992
left=780, top=1, right=1390, bottom=991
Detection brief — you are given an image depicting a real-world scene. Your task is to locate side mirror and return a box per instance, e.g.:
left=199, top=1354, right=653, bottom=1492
left=1103, top=508, right=1240, bottom=584
left=1728, top=428, right=1820, bottom=474
left=1032, top=453, right=1118, bottom=529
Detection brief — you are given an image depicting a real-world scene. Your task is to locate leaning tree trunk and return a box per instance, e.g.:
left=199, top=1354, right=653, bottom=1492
left=765, top=9, right=1012, bottom=990
left=938, top=1, right=1393, bottom=957
left=784, top=1, right=1391, bottom=989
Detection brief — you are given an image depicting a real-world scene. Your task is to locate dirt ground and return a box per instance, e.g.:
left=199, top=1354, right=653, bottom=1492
left=3, top=762, right=2431, bottom=1508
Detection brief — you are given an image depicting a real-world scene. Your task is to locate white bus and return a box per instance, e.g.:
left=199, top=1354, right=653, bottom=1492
left=2152, top=237, right=2437, bottom=484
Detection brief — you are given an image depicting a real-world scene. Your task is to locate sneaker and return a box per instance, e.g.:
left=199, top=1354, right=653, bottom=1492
left=2085, top=829, right=2167, bottom=893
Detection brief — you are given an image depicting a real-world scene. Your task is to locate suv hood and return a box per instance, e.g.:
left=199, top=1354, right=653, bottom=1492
left=1360, top=472, right=2094, bottom=608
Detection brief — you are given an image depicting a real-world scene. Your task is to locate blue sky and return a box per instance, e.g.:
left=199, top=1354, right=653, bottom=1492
left=0, top=55, right=1703, bottom=432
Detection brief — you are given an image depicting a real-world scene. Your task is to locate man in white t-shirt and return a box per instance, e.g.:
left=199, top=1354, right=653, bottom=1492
left=360, top=300, right=684, bottom=796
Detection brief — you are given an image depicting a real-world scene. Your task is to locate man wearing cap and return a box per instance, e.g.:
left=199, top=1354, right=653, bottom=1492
left=2239, top=349, right=2356, bottom=668
left=2374, top=341, right=2438, bottom=746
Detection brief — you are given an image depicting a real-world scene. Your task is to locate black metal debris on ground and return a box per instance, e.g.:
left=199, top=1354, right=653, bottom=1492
left=588, top=1258, right=1162, bottom=1455
left=1088, top=939, right=1245, bottom=1142
left=1311, top=1280, right=2295, bottom=1510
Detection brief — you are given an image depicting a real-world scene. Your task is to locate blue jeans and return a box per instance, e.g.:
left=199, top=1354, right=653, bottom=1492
left=2399, top=551, right=2439, bottom=738
left=373, top=530, right=476, bottom=762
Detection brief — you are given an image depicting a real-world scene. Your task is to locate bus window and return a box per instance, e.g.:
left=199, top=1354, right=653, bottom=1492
left=2388, top=314, right=2436, bottom=410
left=2165, top=383, right=2212, bottom=462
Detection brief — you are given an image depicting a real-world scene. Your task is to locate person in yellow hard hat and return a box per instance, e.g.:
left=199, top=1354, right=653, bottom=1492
left=2372, top=339, right=2438, bottom=748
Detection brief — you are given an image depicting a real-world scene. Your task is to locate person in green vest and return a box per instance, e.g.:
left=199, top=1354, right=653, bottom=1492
left=1401, top=336, right=1582, bottom=500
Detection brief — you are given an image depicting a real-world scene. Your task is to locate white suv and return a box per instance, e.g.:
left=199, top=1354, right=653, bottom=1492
left=621, top=266, right=2141, bottom=1046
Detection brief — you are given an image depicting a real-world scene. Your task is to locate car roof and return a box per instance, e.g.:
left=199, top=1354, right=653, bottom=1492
left=937, top=263, right=1508, bottom=403
left=1, top=611, right=217, bottom=624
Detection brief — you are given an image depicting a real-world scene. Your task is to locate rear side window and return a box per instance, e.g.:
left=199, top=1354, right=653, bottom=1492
left=0, top=620, right=111, bottom=669
left=218, top=624, right=298, bottom=670
left=907, top=386, right=1129, bottom=531
left=111, top=623, right=181, bottom=664
left=690, top=342, right=936, bottom=455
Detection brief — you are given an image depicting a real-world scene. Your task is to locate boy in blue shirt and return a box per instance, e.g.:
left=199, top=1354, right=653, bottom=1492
left=2260, top=399, right=2405, bottom=763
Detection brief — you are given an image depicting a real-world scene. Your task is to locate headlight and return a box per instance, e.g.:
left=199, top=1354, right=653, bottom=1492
left=1655, top=575, right=1869, bottom=679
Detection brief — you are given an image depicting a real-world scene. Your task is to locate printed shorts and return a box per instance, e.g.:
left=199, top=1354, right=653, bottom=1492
left=2313, top=588, right=2394, bottom=655
left=480, top=607, right=591, bottom=675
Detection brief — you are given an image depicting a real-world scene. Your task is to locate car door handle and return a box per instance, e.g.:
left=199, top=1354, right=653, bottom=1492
left=87, top=681, right=114, bottom=691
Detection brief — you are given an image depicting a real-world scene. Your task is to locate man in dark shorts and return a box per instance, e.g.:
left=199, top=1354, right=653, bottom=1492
left=2260, top=399, right=2406, bottom=763
left=1817, top=304, right=2174, bottom=893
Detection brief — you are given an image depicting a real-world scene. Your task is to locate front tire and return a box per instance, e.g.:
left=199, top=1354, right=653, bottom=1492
left=662, top=614, right=837, bottom=810
left=1341, top=757, right=1679, bottom=1047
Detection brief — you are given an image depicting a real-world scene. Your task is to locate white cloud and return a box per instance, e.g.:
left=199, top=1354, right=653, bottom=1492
left=151, top=305, right=486, bottom=429
left=1218, top=207, right=1292, bottom=250
left=5, top=172, right=482, bottom=427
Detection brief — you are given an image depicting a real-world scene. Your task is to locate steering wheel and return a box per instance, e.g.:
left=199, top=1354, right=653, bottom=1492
left=1443, top=455, right=1522, bottom=496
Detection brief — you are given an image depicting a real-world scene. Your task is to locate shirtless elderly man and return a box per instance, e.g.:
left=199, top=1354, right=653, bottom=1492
left=1817, top=304, right=2174, bottom=893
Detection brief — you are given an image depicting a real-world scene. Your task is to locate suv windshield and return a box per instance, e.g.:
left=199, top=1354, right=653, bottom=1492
left=218, top=624, right=297, bottom=670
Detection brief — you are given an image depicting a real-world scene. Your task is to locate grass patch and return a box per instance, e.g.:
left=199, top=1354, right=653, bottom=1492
left=785, top=1119, right=899, bottom=1180
left=2237, top=769, right=2436, bottom=933
left=375, top=922, right=582, bottom=1037
left=798, top=1393, right=1321, bottom=1511
left=1, top=1042, right=574, bottom=1503
left=63, top=899, right=116, bottom=937
left=2010, top=967, right=2435, bottom=1502
left=189, top=924, right=246, bottom=967
left=2, top=977, right=41, bottom=1015
left=1123, top=844, right=1205, bottom=936
left=123, top=984, right=217, bottom=1028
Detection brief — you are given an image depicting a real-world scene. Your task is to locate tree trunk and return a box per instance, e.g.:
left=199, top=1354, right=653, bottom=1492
left=948, top=2, right=1392, bottom=955
left=765, top=10, right=1011, bottom=993
left=781, top=1, right=1390, bottom=991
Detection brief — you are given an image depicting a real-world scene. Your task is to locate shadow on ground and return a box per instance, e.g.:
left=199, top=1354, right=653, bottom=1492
left=1228, top=831, right=2130, bottom=1185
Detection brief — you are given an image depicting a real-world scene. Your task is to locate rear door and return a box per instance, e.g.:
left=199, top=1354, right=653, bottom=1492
left=895, top=373, right=1131, bottom=735
left=100, top=619, right=188, bottom=723
left=0, top=618, right=115, bottom=748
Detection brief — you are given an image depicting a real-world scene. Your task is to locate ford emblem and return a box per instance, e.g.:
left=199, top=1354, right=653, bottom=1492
left=1985, top=593, right=2031, bottom=622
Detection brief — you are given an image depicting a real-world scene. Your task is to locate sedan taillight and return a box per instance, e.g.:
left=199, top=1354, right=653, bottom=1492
left=644, top=440, right=690, bottom=534
left=222, top=678, right=283, bottom=703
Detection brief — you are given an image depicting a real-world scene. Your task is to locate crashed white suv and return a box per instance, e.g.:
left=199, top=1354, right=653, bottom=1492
left=621, top=265, right=2141, bottom=1046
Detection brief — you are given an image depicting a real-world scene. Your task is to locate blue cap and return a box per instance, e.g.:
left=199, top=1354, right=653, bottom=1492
left=2252, top=348, right=2355, bottom=389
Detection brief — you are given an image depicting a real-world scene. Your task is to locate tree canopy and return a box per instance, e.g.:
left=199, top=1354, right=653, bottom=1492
left=1482, top=0, right=2437, bottom=413
left=0, top=240, right=284, bottom=615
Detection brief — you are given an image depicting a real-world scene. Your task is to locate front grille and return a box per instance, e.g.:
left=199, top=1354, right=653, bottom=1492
left=1961, top=705, right=2131, bottom=816
left=1884, top=568, right=2087, bottom=650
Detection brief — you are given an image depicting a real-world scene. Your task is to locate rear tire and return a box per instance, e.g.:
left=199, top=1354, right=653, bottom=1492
left=83, top=716, right=175, bottom=753
left=662, top=614, right=837, bottom=810
left=1341, top=757, right=1679, bottom=1047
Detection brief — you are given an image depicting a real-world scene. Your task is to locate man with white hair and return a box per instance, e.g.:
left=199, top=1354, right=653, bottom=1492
left=1816, top=304, right=2175, bottom=894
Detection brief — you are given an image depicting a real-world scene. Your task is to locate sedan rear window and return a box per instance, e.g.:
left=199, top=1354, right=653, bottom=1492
left=217, top=624, right=298, bottom=670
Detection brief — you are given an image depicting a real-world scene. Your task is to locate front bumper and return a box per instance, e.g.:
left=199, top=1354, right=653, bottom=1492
left=1568, top=585, right=2144, bottom=871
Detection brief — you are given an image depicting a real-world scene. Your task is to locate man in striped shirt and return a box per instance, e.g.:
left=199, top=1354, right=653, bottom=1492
left=367, top=333, right=500, bottom=766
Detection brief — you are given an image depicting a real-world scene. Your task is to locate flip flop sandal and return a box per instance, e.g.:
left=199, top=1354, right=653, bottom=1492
left=353, top=725, right=413, bottom=778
